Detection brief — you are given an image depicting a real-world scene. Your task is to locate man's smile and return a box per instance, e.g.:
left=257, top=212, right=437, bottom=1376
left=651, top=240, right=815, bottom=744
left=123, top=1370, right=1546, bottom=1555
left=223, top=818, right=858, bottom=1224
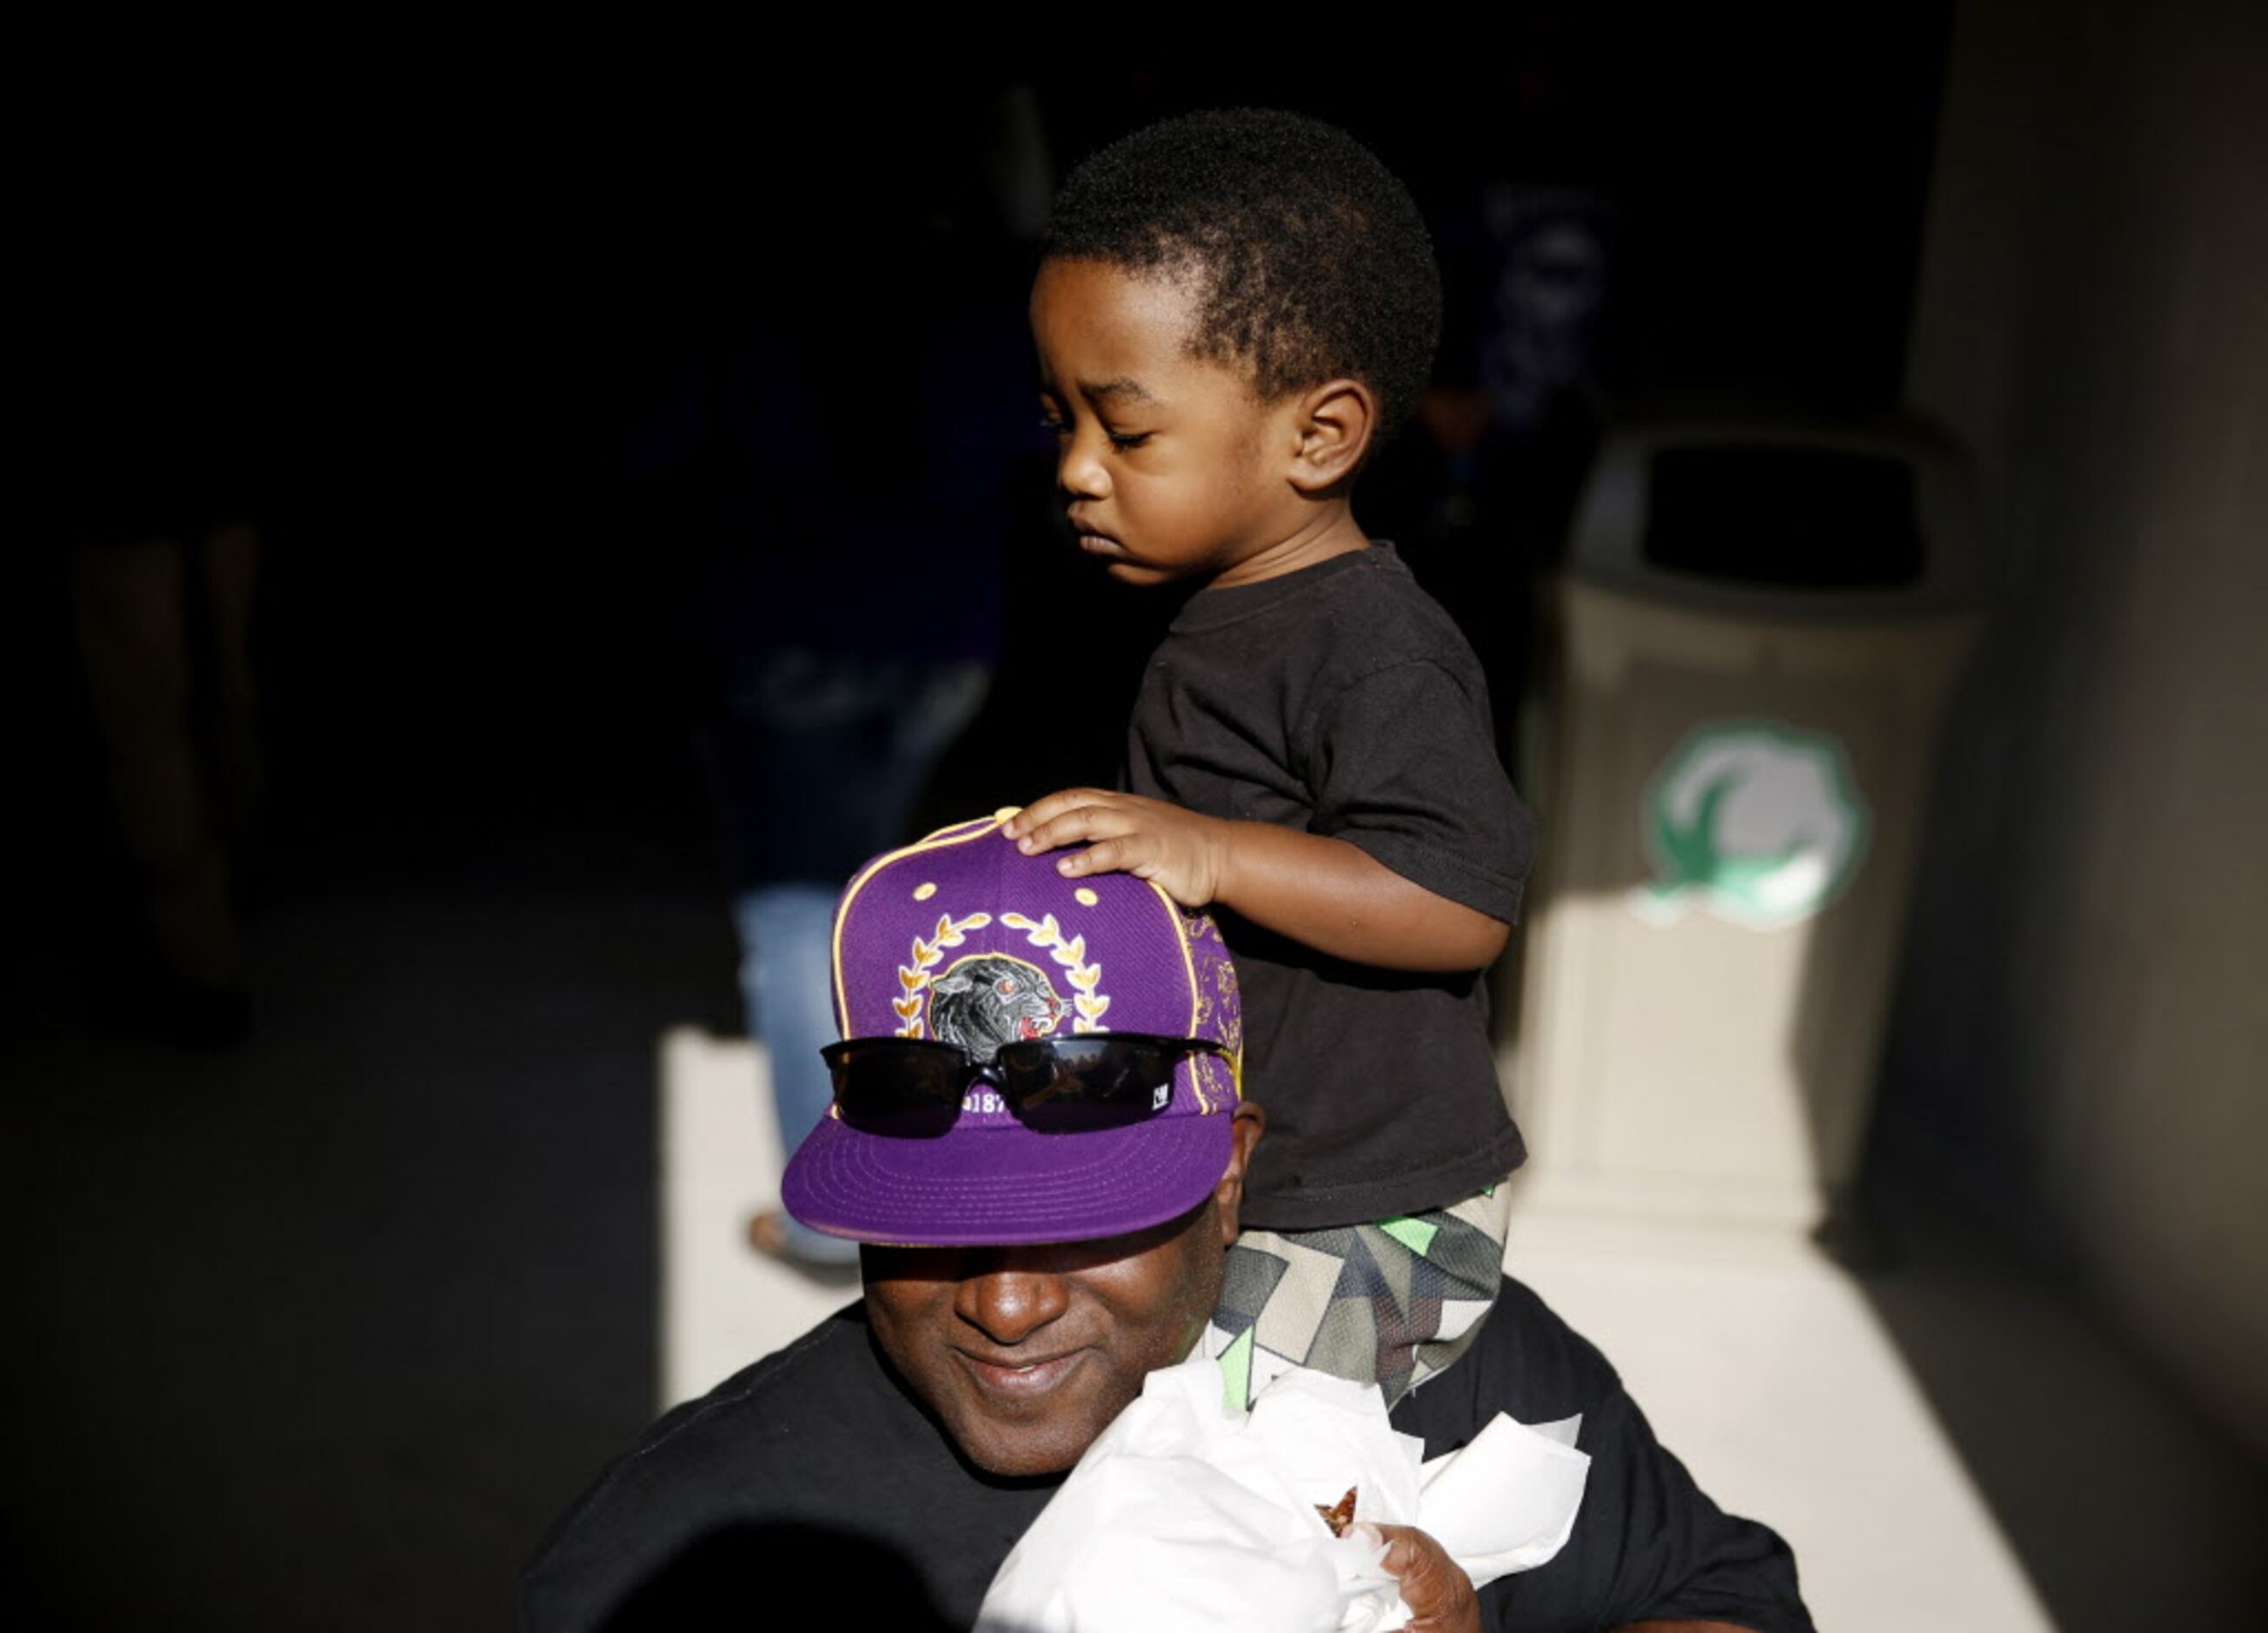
left=952, top=1345, right=1092, bottom=1402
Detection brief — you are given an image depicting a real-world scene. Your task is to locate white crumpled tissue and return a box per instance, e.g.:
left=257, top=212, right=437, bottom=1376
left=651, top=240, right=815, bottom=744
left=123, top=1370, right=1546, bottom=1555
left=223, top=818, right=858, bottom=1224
left=974, top=1356, right=1589, bottom=1633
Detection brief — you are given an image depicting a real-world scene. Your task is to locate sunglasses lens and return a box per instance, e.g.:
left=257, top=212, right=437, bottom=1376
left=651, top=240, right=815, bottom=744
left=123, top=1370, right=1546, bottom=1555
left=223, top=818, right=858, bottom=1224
left=825, top=1041, right=966, bottom=1138
left=1001, top=1036, right=1181, bottom=1132
left=824, top=1036, right=1221, bottom=1137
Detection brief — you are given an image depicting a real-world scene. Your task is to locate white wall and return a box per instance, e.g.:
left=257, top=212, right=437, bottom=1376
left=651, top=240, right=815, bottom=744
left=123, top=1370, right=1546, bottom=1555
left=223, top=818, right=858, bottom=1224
left=1890, top=0, right=2268, bottom=1454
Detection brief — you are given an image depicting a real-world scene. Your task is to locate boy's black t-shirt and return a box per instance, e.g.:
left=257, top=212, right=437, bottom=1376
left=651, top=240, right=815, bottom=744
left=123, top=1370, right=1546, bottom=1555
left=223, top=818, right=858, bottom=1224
left=1123, top=544, right=1534, bottom=1228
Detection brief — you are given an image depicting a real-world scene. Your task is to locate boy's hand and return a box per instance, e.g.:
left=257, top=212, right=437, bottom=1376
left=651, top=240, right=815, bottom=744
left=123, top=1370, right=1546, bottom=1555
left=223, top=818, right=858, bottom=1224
left=1007, top=794, right=1508, bottom=972
left=1004, top=790, right=1228, bottom=909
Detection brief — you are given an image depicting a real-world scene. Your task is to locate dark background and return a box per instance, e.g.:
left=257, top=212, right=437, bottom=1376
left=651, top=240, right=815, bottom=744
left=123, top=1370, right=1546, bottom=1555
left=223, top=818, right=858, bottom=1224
left=10, top=15, right=2259, bottom=1631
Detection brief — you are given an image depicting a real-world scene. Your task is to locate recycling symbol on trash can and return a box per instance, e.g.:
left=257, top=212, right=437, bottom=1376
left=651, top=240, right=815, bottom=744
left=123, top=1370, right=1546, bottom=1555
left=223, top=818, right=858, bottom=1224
left=1636, top=721, right=1872, bottom=930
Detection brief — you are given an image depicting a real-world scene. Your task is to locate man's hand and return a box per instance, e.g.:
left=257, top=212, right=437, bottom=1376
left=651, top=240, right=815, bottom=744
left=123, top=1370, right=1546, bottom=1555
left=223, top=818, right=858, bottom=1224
left=1358, top=1523, right=1480, bottom=1633
left=1005, top=790, right=1229, bottom=909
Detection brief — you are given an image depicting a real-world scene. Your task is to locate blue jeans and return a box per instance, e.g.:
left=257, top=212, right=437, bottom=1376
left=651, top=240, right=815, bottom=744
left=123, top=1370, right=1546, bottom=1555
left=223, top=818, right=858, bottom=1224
left=718, top=650, right=988, bottom=1264
left=735, top=884, right=861, bottom=1263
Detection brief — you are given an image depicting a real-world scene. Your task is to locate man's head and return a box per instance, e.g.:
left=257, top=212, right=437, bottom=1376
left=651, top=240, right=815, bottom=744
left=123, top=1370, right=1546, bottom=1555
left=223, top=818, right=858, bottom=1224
left=863, top=1109, right=1260, bottom=1476
left=1031, top=110, right=1441, bottom=589
left=780, top=810, right=1257, bottom=1475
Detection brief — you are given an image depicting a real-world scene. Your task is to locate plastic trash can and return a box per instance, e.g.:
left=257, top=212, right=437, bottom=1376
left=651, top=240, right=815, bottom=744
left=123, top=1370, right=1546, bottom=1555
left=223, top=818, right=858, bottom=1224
left=1506, top=414, right=1986, bottom=1234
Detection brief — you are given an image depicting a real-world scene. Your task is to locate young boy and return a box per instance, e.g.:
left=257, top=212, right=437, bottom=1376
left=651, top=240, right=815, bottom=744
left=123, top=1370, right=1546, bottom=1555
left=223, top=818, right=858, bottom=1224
left=1004, top=110, right=1536, bottom=1410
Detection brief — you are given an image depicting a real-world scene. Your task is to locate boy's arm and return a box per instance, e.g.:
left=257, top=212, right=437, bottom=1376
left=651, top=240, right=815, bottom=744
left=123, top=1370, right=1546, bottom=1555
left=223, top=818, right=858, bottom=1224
left=1003, top=790, right=1509, bottom=973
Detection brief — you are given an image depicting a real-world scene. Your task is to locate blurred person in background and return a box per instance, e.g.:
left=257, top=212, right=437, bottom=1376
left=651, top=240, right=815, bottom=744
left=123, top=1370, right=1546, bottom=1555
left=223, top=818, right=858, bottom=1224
left=35, top=185, right=271, bottom=1050
left=616, top=85, right=1054, bottom=1270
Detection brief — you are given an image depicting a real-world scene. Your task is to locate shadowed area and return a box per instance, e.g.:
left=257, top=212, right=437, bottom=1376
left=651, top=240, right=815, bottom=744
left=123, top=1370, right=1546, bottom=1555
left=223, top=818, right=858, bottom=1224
left=0, top=769, right=740, bottom=1628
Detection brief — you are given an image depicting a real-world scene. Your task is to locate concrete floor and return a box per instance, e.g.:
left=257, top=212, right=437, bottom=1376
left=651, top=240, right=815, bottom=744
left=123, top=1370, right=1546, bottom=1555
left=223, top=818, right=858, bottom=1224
left=7, top=818, right=2260, bottom=1630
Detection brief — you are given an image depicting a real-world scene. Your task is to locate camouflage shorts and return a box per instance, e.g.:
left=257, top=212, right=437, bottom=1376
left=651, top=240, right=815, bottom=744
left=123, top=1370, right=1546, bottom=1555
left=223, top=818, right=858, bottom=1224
left=1201, top=1183, right=1514, bottom=1410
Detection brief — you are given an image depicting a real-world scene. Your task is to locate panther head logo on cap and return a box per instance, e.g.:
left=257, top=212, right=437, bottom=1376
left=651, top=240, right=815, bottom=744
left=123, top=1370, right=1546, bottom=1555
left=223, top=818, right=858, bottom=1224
left=927, top=953, right=1066, bottom=1062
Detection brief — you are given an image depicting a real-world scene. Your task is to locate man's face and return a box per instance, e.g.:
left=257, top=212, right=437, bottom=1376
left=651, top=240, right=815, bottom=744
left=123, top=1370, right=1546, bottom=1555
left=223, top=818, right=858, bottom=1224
left=863, top=1105, right=1261, bottom=1477
left=1031, top=258, right=1309, bottom=590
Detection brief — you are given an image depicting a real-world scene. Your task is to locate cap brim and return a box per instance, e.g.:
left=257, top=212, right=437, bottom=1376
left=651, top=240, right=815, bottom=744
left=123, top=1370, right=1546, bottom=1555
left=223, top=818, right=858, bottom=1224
left=781, top=1110, right=1236, bottom=1248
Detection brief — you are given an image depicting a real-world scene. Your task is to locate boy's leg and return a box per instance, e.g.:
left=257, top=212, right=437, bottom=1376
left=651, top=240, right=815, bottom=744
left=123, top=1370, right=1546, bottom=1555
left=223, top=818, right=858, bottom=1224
left=1201, top=1183, right=1514, bottom=1410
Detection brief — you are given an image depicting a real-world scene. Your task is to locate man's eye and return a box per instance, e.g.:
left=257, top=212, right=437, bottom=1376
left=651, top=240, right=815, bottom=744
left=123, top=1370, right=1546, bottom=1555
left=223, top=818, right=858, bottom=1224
left=1107, top=430, right=1152, bottom=450
left=1039, top=414, right=1068, bottom=438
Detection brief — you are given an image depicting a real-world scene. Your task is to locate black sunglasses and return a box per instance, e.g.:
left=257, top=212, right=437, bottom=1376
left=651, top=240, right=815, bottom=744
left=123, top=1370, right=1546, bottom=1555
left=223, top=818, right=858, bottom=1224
left=820, top=1032, right=1235, bottom=1136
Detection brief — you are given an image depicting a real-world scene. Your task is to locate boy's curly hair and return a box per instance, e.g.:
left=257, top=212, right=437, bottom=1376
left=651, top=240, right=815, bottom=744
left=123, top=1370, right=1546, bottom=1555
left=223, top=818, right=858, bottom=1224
left=1044, top=109, right=1440, bottom=436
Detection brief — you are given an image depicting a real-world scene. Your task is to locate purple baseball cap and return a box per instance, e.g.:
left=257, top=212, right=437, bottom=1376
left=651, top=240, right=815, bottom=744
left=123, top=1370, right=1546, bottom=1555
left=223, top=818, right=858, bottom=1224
left=781, top=810, right=1244, bottom=1247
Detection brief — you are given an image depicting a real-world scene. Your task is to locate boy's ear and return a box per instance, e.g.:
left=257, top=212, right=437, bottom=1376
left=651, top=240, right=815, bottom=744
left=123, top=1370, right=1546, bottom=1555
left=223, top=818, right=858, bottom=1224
left=1286, top=379, right=1377, bottom=495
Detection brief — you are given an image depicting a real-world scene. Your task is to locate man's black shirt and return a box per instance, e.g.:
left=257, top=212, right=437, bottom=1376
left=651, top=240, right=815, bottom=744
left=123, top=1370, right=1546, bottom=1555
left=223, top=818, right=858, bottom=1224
left=522, top=1277, right=1812, bottom=1632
